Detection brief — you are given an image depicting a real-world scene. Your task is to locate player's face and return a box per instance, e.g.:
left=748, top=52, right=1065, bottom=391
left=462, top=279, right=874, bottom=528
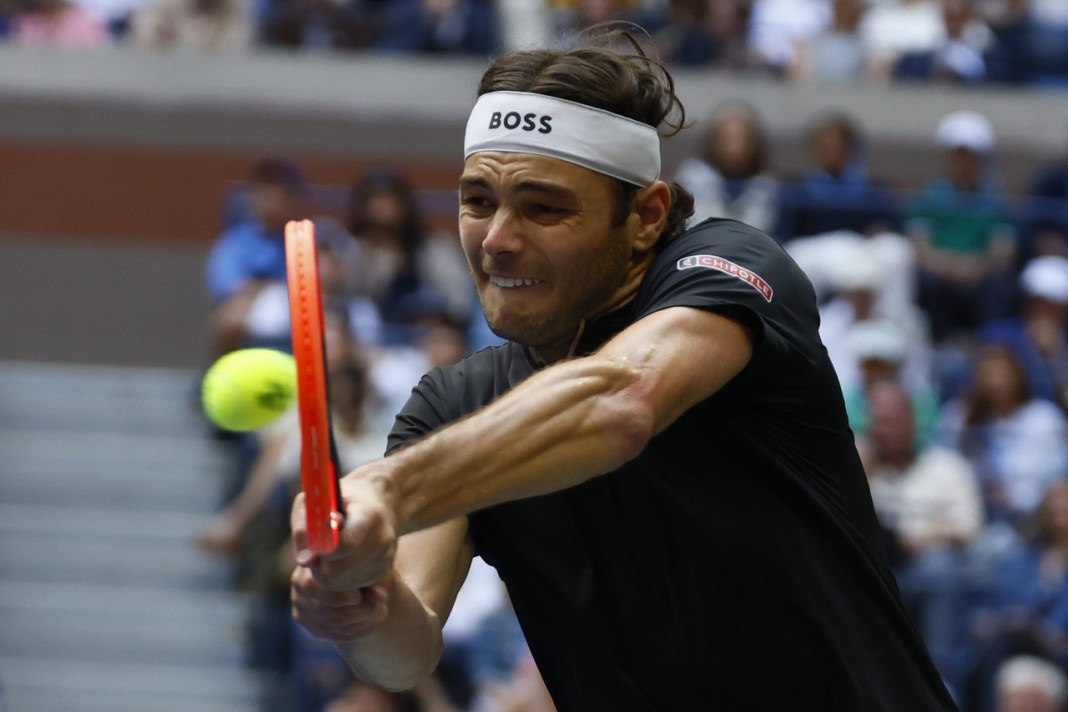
left=459, top=152, right=641, bottom=359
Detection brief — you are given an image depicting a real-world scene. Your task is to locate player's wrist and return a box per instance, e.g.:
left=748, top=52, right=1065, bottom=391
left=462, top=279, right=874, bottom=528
left=347, top=461, right=404, bottom=537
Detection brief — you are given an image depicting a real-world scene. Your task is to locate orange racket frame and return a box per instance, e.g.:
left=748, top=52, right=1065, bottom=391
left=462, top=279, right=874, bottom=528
left=285, top=219, right=344, bottom=554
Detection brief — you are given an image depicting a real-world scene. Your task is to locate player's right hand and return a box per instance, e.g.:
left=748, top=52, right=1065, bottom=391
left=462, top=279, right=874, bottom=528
left=290, top=562, right=392, bottom=642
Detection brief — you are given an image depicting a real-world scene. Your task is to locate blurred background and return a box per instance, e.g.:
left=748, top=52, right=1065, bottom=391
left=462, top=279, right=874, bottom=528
left=4, top=0, right=1068, bottom=710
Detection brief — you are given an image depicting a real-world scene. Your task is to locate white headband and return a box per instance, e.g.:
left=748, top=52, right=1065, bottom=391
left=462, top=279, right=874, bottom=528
left=464, top=91, right=661, bottom=186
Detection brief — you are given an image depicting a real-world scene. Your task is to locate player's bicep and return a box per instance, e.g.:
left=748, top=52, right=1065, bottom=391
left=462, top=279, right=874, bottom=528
left=598, top=305, right=754, bottom=435
left=394, top=516, right=474, bottom=630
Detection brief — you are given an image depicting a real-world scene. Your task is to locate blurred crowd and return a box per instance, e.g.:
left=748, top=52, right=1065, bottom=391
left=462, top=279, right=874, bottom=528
left=0, top=0, right=1067, bottom=88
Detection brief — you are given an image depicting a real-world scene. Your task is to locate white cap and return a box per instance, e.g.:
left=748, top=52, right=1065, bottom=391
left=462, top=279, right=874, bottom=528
left=831, top=241, right=885, bottom=293
left=997, top=656, right=1068, bottom=703
left=935, top=110, right=995, bottom=154
left=1021, top=255, right=1068, bottom=304
left=848, top=319, right=907, bottom=364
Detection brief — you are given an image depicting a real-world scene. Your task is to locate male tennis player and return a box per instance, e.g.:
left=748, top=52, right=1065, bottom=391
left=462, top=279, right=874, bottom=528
left=290, top=29, right=959, bottom=710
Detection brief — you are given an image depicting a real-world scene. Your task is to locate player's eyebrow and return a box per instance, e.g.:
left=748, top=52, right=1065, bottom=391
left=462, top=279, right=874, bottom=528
left=459, top=175, right=579, bottom=202
left=459, top=175, right=490, bottom=193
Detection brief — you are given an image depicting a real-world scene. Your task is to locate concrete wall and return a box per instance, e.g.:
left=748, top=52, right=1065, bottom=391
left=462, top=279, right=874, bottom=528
left=2, top=46, right=1067, bottom=367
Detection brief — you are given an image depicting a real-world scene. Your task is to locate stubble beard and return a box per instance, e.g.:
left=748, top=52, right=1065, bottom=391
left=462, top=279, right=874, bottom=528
left=479, top=230, right=633, bottom=354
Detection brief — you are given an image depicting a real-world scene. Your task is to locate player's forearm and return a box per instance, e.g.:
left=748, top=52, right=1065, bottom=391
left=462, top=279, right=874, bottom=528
left=334, top=573, right=445, bottom=691
left=369, top=353, right=653, bottom=536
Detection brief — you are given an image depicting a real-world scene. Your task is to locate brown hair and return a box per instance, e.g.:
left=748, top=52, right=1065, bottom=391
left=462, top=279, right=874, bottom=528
left=476, top=25, right=695, bottom=250
left=702, top=101, right=770, bottom=179
left=963, top=344, right=1032, bottom=428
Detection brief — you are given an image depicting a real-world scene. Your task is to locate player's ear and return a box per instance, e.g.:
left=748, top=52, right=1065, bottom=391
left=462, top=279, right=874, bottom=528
left=630, top=180, right=670, bottom=253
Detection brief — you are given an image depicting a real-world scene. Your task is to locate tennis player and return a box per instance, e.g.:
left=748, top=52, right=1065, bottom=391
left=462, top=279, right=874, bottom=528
left=290, top=29, right=959, bottom=710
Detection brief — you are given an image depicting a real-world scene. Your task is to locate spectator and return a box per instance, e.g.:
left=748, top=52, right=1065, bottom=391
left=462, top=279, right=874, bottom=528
left=549, top=0, right=649, bottom=50
left=10, top=0, right=109, bottom=46
left=840, top=318, right=941, bottom=448
left=939, top=344, right=1068, bottom=527
left=987, top=0, right=1068, bottom=86
left=861, top=0, right=945, bottom=82
left=908, top=110, right=1017, bottom=343
left=895, top=0, right=992, bottom=85
left=366, top=314, right=470, bottom=423
left=1028, top=0, right=1068, bottom=84
left=205, top=158, right=306, bottom=357
left=817, top=241, right=932, bottom=397
left=784, top=225, right=919, bottom=331
left=374, top=0, right=499, bottom=56
left=958, top=481, right=1068, bottom=712
left=343, top=168, right=473, bottom=346
left=127, top=0, right=253, bottom=51
left=261, top=0, right=373, bottom=52
left=996, top=655, right=1068, bottom=712
left=673, top=101, right=780, bottom=234
left=790, top=0, right=870, bottom=83
left=983, top=256, right=1068, bottom=411
left=653, top=0, right=753, bottom=69
left=746, top=0, right=831, bottom=75
left=1018, top=143, right=1068, bottom=262
left=859, top=378, right=986, bottom=685
left=775, top=110, right=900, bottom=243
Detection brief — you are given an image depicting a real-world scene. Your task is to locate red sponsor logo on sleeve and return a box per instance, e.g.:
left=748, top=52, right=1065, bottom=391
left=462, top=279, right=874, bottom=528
left=676, top=255, right=774, bottom=302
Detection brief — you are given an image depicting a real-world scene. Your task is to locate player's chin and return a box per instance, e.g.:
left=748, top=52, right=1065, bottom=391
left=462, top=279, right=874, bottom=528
left=485, top=308, right=555, bottom=343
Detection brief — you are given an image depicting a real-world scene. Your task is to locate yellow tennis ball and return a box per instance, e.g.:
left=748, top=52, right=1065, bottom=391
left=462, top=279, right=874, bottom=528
left=201, top=348, right=297, bottom=432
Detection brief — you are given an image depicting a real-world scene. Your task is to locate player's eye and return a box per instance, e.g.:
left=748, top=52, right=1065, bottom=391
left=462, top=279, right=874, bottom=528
left=461, top=195, right=494, bottom=210
left=529, top=203, right=567, bottom=218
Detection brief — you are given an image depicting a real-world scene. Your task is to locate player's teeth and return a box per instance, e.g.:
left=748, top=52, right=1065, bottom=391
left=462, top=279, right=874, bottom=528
left=493, top=278, right=541, bottom=288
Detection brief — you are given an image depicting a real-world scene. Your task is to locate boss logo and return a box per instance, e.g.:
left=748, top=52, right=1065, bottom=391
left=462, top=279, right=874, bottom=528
left=488, top=111, right=553, bottom=134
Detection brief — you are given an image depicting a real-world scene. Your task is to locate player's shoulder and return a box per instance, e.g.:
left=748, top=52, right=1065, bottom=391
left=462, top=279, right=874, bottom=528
left=652, top=218, right=806, bottom=288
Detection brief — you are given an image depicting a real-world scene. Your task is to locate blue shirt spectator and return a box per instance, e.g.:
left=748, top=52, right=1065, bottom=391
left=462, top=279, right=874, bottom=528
left=775, top=111, right=900, bottom=242
left=204, top=157, right=307, bottom=356
left=206, top=220, right=288, bottom=303
left=374, top=0, right=499, bottom=56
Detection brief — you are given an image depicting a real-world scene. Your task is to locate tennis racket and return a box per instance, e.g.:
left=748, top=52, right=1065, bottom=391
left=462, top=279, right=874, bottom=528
left=285, top=219, right=344, bottom=555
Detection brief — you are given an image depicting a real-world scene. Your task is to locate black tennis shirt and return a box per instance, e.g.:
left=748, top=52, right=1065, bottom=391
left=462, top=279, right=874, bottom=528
left=387, top=219, right=958, bottom=711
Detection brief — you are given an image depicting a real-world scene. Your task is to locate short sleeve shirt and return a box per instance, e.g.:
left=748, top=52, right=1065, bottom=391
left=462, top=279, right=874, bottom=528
left=388, top=219, right=957, bottom=711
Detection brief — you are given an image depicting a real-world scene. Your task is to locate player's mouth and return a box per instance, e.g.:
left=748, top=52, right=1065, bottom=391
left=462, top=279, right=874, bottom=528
left=489, top=276, right=545, bottom=288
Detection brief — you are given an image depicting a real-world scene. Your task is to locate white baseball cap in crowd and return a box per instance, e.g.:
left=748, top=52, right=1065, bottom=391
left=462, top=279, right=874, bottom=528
left=1021, top=255, right=1068, bottom=304
left=847, top=319, right=908, bottom=365
left=935, top=110, right=996, bottom=154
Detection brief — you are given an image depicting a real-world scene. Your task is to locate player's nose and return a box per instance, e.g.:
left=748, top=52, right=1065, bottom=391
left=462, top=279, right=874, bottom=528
left=482, top=208, right=525, bottom=256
